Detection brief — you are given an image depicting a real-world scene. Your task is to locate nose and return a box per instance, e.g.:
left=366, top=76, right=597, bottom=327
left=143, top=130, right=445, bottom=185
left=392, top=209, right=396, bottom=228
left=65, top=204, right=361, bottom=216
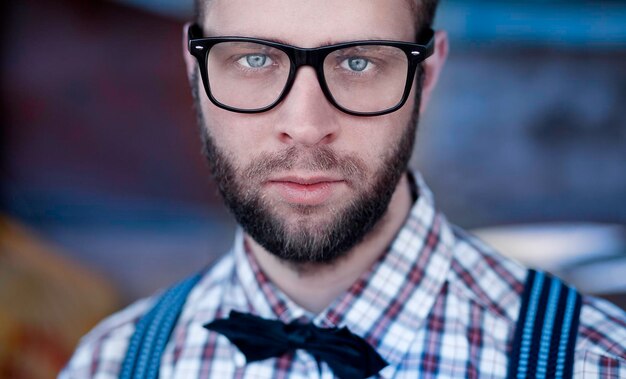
left=273, top=67, right=340, bottom=147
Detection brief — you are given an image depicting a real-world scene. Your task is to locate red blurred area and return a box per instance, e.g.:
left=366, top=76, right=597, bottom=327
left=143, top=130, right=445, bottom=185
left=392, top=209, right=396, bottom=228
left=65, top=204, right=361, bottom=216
left=3, top=0, right=216, bottom=206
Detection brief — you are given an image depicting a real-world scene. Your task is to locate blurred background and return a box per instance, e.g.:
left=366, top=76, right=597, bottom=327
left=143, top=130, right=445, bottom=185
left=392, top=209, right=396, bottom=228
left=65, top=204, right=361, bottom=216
left=1, top=0, right=625, bottom=377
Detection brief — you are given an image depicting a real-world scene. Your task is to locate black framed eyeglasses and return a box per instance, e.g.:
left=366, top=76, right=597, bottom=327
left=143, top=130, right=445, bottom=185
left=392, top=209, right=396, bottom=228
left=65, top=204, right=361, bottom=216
left=187, top=24, right=435, bottom=116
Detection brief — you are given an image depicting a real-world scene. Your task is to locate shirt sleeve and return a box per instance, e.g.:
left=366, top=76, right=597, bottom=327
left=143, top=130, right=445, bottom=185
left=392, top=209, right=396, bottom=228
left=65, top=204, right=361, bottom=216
left=59, top=296, right=155, bottom=379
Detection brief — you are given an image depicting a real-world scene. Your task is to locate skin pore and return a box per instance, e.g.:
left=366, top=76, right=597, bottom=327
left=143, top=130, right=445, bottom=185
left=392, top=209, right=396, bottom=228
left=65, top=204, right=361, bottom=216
left=184, top=0, right=448, bottom=313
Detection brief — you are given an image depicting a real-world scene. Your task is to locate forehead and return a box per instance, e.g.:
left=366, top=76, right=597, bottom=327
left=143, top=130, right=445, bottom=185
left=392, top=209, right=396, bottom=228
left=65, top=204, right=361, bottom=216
left=202, top=0, right=417, bottom=47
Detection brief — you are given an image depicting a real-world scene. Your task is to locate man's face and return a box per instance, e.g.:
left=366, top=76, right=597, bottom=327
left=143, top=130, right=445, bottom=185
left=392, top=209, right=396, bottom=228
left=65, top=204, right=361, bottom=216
left=192, top=0, right=421, bottom=264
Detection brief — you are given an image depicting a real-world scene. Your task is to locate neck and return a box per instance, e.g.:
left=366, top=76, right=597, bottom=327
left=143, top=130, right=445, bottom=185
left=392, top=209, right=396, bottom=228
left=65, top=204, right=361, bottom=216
left=246, top=173, right=413, bottom=314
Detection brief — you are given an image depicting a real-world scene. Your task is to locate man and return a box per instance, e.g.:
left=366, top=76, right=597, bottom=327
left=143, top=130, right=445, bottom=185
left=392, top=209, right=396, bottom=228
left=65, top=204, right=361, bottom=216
left=61, top=0, right=626, bottom=378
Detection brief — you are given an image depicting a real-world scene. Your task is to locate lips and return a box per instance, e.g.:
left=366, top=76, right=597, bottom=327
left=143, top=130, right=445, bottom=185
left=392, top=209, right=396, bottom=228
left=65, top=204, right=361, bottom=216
left=266, top=175, right=344, bottom=206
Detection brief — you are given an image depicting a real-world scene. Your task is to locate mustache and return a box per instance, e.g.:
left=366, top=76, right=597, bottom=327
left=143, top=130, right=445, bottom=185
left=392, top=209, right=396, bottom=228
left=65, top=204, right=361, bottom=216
left=243, top=146, right=367, bottom=181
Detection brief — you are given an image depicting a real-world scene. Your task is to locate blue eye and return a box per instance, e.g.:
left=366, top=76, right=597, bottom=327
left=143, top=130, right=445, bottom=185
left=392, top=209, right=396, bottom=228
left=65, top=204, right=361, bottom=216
left=239, top=54, right=272, bottom=68
left=341, top=57, right=371, bottom=72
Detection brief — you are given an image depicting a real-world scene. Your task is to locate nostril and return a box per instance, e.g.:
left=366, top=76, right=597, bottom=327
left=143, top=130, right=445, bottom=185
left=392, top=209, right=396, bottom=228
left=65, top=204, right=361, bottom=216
left=279, top=132, right=292, bottom=144
left=279, top=127, right=335, bottom=147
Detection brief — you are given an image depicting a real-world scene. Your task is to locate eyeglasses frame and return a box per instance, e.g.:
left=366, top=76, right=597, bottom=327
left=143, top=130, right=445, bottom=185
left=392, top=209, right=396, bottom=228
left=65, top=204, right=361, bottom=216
left=187, top=23, right=435, bottom=117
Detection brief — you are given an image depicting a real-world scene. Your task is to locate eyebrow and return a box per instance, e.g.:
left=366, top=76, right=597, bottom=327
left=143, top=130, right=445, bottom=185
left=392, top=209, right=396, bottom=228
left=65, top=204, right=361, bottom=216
left=203, top=29, right=394, bottom=48
left=203, top=28, right=290, bottom=45
left=205, top=34, right=291, bottom=46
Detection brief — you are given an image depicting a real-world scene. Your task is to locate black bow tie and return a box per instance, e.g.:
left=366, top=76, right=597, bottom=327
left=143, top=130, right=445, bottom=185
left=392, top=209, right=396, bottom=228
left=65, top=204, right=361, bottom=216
left=204, top=310, right=388, bottom=378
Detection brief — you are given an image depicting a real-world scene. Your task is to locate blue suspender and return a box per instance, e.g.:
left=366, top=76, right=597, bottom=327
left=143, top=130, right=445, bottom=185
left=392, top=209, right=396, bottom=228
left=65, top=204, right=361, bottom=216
left=507, top=270, right=582, bottom=379
left=120, top=273, right=203, bottom=379
left=119, top=269, right=582, bottom=379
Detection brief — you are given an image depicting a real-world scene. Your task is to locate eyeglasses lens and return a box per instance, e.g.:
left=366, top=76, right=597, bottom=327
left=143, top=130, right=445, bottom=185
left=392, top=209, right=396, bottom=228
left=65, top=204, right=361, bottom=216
left=323, top=45, right=409, bottom=113
left=207, top=42, right=290, bottom=110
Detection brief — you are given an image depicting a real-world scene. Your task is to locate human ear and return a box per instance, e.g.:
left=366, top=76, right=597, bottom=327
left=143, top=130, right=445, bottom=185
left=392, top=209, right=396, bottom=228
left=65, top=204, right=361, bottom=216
left=419, top=30, right=449, bottom=114
left=182, top=22, right=198, bottom=84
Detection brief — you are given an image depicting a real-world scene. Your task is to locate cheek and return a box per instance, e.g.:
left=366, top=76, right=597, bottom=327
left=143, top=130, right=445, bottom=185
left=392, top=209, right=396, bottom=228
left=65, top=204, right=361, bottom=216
left=201, top=100, right=266, bottom=162
left=351, top=108, right=414, bottom=161
left=342, top=132, right=398, bottom=180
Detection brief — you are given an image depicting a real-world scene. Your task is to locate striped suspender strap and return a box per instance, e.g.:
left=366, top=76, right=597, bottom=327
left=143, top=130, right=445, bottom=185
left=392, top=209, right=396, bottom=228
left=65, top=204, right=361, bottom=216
left=120, top=272, right=203, bottom=379
left=507, top=269, right=583, bottom=379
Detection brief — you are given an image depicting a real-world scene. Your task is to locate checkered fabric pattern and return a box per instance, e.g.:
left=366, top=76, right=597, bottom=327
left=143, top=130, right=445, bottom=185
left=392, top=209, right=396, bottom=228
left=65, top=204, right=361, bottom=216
left=60, top=173, right=626, bottom=378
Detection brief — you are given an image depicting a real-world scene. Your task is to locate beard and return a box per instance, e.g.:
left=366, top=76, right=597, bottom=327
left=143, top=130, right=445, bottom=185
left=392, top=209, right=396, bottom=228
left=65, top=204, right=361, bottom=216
left=191, top=71, right=422, bottom=265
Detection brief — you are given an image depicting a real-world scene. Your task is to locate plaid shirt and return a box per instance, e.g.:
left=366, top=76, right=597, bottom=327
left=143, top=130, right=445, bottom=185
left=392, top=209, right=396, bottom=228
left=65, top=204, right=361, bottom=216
left=61, top=173, right=626, bottom=378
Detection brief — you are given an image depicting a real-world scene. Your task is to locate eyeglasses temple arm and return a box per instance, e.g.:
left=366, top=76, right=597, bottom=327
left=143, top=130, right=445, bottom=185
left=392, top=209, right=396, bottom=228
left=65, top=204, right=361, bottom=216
left=187, top=23, right=204, bottom=52
left=422, top=28, right=436, bottom=58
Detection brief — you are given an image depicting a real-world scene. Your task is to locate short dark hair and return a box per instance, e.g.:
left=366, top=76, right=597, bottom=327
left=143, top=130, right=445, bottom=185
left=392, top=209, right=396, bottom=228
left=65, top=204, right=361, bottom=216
left=193, top=0, right=440, bottom=36
left=413, top=0, right=440, bottom=34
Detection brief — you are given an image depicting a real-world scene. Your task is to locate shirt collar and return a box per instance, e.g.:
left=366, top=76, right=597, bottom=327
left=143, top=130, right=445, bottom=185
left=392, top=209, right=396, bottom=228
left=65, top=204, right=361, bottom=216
left=232, top=171, right=456, bottom=371
left=233, top=229, right=314, bottom=321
